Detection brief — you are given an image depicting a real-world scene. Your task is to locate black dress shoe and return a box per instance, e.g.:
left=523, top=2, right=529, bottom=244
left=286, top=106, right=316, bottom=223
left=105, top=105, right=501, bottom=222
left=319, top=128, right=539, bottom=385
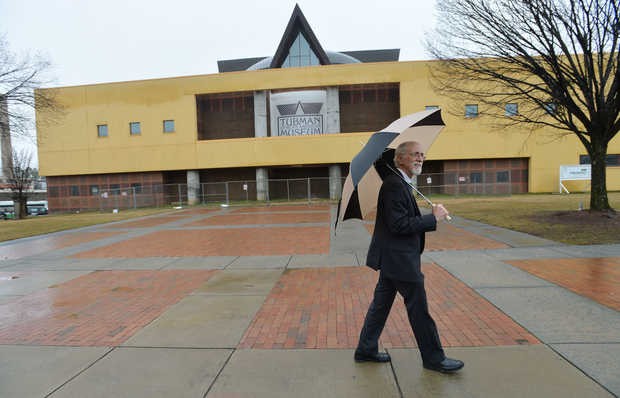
left=423, top=357, right=464, bottom=373
left=354, top=351, right=391, bottom=363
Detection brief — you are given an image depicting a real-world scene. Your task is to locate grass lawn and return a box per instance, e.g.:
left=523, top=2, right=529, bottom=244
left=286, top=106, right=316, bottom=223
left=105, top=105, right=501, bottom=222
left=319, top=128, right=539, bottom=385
left=423, top=192, right=620, bottom=245
left=0, top=207, right=175, bottom=242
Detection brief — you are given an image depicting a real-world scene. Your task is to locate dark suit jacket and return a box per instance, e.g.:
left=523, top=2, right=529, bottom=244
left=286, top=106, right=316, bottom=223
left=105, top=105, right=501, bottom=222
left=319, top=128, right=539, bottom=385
left=366, top=172, right=437, bottom=281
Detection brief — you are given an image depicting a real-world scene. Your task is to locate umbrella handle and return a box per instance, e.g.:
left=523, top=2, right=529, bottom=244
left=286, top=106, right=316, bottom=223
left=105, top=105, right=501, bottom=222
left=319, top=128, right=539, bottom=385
left=431, top=204, right=452, bottom=221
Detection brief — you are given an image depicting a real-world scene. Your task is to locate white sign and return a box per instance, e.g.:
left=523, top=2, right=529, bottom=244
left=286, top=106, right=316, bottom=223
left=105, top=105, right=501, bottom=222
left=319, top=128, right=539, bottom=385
left=270, top=90, right=327, bottom=136
left=426, top=177, right=432, bottom=184
left=559, top=164, right=591, bottom=180
left=243, top=184, right=248, bottom=191
left=559, top=164, right=591, bottom=193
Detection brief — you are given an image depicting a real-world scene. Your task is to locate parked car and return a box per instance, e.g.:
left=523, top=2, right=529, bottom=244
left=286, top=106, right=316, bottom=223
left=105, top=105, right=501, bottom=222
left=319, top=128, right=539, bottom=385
left=27, top=205, right=48, bottom=216
left=0, top=208, right=15, bottom=220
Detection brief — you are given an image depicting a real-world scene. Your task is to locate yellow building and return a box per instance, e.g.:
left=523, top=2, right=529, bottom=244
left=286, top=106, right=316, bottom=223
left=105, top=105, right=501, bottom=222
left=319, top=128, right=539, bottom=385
left=36, top=5, right=619, bottom=212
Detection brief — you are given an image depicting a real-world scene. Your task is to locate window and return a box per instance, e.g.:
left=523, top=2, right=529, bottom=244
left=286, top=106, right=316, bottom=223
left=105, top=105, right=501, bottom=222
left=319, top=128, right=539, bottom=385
left=282, top=33, right=320, bottom=68
left=544, top=102, right=557, bottom=115
left=470, top=172, right=482, bottom=183
left=110, top=184, right=120, bottom=195
left=580, top=154, right=620, bottom=166
left=465, top=104, right=478, bottom=118
left=97, top=124, right=108, bottom=137
left=163, top=119, right=175, bottom=133
left=130, top=183, right=142, bottom=193
left=70, top=185, right=80, bottom=196
left=425, top=105, right=439, bottom=110
left=90, top=185, right=99, bottom=196
left=129, top=122, right=141, bottom=135
left=496, top=171, right=509, bottom=182
left=505, top=103, right=518, bottom=116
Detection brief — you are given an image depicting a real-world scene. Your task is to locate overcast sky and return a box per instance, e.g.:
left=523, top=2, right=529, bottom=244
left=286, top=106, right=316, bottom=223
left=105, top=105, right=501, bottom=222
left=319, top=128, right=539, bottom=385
left=0, top=0, right=438, bottom=163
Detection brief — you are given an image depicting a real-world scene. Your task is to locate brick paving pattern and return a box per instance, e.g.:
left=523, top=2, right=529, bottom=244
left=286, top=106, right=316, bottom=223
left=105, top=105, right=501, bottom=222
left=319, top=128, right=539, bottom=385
left=238, top=265, right=539, bottom=349
left=71, top=227, right=330, bottom=258
left=103, top=215, right=188, bottom=228
left=0, top=231, right=122, bottom=260
left=364, top=222, right=509, bottom=251
left=508, top=257, right=620, bottom=311
left=0, top=270, right=215, bottom=346
left=232, top=205, right=331, bottom=213
left=184, top=212, right=330, bottom=227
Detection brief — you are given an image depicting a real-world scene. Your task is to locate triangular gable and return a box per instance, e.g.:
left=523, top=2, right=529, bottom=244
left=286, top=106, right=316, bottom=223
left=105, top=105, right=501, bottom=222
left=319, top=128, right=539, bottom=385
left=270, top=4, right=330, bottom=68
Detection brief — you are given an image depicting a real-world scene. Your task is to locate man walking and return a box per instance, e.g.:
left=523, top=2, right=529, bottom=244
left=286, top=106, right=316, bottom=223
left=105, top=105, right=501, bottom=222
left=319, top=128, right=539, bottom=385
left=354, top=141, right=464, bottom=373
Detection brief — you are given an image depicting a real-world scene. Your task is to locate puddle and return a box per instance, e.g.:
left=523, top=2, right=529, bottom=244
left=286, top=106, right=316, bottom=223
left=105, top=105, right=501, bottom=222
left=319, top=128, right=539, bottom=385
left=0, top=276, right=19, bottom=281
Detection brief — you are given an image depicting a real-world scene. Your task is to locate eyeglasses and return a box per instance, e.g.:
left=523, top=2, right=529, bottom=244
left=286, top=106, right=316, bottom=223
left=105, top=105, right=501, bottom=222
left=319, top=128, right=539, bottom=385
left=408, top=152, right=425, bottom=159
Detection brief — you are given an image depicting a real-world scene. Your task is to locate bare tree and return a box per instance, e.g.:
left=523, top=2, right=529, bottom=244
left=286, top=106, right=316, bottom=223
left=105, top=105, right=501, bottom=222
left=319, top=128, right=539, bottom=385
left=7, top=149, right=33, bottom=219
left=0, top=35, right=60, bottom=141
left=426, top=0, right=619, bottom=211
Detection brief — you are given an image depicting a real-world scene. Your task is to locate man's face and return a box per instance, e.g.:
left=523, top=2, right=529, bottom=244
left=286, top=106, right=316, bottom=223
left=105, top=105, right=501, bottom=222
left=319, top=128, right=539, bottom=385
left=398, top=143, right=425, bottom=177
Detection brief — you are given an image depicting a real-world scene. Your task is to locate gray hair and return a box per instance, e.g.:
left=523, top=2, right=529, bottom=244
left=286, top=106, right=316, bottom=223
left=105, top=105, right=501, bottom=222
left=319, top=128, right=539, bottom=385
left=393, top=141, right=419, bottom=166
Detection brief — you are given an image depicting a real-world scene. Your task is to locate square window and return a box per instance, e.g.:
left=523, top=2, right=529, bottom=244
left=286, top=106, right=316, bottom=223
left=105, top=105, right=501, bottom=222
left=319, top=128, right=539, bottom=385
left=163, top=120, right=175, bottom=133
left=70, top=185, right=80, bottom=196
left=465, top=104, right=478, bottom=118
left=129, top=122, right=141, bottom=135
left=496, top=171, right=509, bottom=183
left=130, top=183, right=142, bottom=193
left=90, top=185, right=99, bottom=196
left=544, top=102, right=557, bottom=115
left=97, top=124, right=108, bottom=137
left=470, top=172, right=482, bottom=183
left=110, top=184, right=120, bottom=195
left=505, top=103, right=518, bottom=116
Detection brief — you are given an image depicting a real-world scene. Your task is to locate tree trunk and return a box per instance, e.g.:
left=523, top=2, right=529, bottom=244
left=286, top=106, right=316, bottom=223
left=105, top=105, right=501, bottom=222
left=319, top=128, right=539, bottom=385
left=588, top=140, right=611, bottom=211
left=12, top=193, right=28, bottom=219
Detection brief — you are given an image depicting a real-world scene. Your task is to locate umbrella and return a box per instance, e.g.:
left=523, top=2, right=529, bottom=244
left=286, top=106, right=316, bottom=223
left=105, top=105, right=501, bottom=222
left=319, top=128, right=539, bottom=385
left=336, top=109, right=446, bottom=227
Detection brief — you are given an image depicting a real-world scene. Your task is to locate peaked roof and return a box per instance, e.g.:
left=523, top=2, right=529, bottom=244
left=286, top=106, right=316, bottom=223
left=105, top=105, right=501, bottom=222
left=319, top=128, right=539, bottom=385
left=269, top=4, right=330, bottom=68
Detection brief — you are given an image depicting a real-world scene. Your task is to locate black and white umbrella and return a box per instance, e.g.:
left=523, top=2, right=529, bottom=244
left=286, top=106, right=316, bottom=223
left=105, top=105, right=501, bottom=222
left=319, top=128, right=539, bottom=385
left=337, top=109, right=446, bottom=226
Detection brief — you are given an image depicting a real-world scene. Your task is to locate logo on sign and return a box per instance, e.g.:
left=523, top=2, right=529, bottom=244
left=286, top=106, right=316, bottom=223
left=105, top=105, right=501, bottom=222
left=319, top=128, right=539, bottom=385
left=276, top=102, right=324, bottom=136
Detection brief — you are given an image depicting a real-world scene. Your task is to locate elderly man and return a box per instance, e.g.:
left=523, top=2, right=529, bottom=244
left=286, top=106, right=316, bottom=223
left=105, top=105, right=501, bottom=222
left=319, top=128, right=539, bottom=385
left=354, top=141, right=464, bottom=373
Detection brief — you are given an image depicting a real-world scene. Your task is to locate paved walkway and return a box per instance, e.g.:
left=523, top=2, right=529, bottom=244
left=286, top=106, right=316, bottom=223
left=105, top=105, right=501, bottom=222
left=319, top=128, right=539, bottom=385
left=0, top=204, right=618, bottom=397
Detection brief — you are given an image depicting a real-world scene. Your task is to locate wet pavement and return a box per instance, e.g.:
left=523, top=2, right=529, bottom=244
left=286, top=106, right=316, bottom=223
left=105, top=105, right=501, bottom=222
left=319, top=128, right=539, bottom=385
left=0, top=204, right=618, bottom=397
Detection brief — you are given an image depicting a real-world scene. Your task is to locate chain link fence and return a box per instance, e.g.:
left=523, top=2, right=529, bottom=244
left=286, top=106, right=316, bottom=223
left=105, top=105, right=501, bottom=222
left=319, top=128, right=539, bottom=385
left=416, top=171, right=523, bottom=196
left=49, top=173, right=523, bottom=212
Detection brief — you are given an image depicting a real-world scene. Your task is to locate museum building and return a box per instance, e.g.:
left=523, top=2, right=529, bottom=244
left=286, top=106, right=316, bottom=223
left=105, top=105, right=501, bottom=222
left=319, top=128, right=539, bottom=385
left=36, top=5, right=620, bottom=212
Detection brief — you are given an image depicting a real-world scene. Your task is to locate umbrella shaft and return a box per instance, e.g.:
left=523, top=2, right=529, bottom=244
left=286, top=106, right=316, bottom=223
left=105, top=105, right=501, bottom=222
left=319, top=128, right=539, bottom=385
left=410, top=184, right=434, bottom=206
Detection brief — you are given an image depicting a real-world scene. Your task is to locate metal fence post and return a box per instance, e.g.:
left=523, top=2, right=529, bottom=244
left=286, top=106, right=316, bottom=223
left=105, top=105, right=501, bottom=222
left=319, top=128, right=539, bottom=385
left=307, top=178, right=311, bottom=204
left=225, top=182, right=229, bottom=204
left=286, top=180, right=290, bottom=202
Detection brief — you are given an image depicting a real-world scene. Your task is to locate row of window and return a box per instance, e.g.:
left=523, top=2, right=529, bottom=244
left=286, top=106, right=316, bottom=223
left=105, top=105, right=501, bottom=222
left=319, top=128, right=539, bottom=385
left=63, top=183, right=144, bottom=197
left=97, top=120, right=175, bottom=137
left=425, top=103, right=556, bottom=118
left=580, top=154, right=620, bottom=166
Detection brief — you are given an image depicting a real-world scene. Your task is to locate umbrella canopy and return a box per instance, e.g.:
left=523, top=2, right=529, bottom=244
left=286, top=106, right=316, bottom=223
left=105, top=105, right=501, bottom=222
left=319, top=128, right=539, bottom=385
left=337, top=109, right=445, bottom=226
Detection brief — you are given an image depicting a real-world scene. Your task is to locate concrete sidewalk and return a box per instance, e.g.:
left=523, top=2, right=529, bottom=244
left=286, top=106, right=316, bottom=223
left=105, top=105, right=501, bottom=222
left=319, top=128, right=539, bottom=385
left=0, top=204, right=618, bottom=397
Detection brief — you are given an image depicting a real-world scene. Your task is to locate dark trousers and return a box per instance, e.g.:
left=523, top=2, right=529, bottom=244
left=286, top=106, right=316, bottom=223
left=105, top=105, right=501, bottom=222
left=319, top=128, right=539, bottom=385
left=356, top=271, right=445, bottom=364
